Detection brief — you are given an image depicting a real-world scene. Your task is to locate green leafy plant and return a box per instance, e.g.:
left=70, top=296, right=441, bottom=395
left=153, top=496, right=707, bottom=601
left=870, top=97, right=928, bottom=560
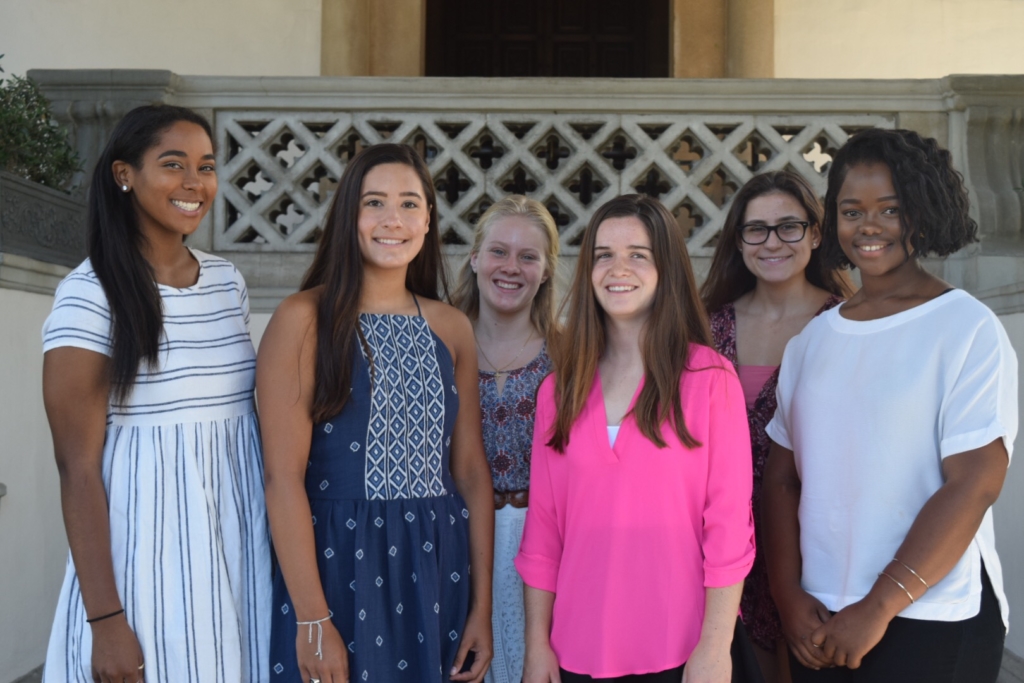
left=0, top=55, right=80, bottom=190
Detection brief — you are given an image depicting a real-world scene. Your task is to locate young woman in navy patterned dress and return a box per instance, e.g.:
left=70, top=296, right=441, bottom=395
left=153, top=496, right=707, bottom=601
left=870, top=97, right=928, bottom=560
left=452, top=196, right=559, bottom=683
left=41, top=105, right=270, bottom=683
left=701, top=171, right=849, bottom=683
left=259, top=144, right=495, bottom=683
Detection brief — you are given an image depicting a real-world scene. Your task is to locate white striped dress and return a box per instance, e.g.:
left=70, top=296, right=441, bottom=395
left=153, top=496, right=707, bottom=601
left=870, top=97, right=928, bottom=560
left=41, top=249, right=271, bottom=683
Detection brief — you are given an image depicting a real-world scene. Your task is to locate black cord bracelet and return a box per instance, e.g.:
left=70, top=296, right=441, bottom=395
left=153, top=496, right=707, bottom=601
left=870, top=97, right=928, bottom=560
left=86, top=608, right=124, bottom=624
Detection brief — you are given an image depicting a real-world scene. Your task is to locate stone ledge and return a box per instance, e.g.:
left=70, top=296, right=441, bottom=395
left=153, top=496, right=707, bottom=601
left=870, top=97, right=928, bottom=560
left=0, top=253, right=72, bottom=296
left=0, top=171, right=86, bottom=268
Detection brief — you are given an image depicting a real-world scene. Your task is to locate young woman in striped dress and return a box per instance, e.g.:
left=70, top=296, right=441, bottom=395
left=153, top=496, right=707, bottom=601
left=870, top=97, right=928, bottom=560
left=41, top=105, right=271, bottom=683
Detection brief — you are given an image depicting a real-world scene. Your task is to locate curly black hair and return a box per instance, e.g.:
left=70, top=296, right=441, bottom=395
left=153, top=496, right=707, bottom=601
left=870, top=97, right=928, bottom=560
left=820, top=128, right=978, bottom=270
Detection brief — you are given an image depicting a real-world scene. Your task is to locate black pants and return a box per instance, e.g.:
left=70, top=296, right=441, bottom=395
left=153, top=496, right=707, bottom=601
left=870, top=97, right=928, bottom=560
left=790, top=567, right=1004, bottom=683
left=559, top=665, right=685, bottom=683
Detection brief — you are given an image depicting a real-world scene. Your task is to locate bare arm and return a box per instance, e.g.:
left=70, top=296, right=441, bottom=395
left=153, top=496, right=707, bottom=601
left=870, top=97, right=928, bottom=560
left=683, top=583, right=742, bottom=683
left=43, top=347, right=144, bottom=681
left=811, top=439, right=1008, bottom=668
left=762, top=442, right=832, bottom=670
left=523, top=585, right=560, bottom=683
left=441, top=308, right=495, bottom=682
left=257, top=291, right=348, bottom=682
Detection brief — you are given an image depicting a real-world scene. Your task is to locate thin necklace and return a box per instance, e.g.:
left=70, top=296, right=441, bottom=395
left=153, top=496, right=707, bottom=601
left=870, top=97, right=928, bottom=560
left=476, top=328, right=535, bottom=381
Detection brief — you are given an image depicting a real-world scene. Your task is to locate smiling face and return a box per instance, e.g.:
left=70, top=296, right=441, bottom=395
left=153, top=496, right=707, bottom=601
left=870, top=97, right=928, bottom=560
left=356, top=162, right=431, bottom=272
left=738, top=191, right=820, bottom=285
left=470, top=215, right=550, bottom=317
left=836, top=162, right=912, bottom=277
left=591, top=216, right=658, bottom=324
left=115, top=121, right=217, bottom=242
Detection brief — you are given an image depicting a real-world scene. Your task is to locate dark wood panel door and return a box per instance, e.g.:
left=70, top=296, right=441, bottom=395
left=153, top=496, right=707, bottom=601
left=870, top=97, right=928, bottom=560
left=426, top=0, right=669, bottom=78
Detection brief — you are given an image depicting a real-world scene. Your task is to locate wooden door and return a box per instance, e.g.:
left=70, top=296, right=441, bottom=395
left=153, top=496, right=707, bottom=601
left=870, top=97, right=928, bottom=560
left=426, top=0, right=670, bottom=78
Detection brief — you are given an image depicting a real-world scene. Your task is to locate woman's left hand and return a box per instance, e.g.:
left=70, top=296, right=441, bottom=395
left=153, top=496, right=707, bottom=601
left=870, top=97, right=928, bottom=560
left=681, top=639, right=732, bottom=683
left=809, top=598, right=889, bottom=669
left=449, top=605, right=493, bottom=682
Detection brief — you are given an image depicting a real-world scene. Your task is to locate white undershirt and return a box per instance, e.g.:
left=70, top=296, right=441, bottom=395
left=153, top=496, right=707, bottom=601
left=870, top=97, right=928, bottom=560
left=607, top=425, right=620, bottom=447
left=767, top=290, right=1017, bottom=626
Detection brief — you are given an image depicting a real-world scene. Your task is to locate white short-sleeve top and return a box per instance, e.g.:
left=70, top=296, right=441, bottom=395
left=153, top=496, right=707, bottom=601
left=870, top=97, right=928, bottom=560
left=41, top=249, right=256, bottom=427
left=766, top=289, right=1017, bottom=627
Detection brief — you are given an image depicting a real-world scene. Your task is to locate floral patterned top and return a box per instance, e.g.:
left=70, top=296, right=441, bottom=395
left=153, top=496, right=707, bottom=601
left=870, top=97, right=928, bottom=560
left=709, top=295, right=843, bottom=651
left=479, top=346, right=552, bottom=493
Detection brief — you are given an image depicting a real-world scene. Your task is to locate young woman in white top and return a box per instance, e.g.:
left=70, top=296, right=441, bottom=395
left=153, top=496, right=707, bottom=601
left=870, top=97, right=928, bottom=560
left=41, top=105, right=270, bottom=683
left=763, top=128, right=1017, bottom=683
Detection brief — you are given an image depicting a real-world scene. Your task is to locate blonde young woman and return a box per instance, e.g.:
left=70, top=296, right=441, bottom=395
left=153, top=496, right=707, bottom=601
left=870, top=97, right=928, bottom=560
left=453, top=196, right=560, bottom=683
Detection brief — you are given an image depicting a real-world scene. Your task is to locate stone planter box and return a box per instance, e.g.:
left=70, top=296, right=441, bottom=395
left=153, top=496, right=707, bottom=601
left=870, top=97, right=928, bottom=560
left=0, top=170, right=86, bottom=268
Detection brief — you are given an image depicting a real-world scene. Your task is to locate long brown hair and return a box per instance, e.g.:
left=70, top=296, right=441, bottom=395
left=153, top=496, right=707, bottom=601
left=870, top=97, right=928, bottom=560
left=701, top=171, right=850, bottom=313
left=451, top=195, right=560, bottom=338
left=548, top=194, right=712, bottom=452
left=301, top=144, right=448, bottom=423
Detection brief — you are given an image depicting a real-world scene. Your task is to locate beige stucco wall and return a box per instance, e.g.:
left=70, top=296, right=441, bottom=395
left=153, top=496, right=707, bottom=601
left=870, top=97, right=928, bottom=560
left=776, top=0, right=1024, bottom=78
left=0, top=0, right=322, bottom=78
left=0, top=288, right=67, bottom=683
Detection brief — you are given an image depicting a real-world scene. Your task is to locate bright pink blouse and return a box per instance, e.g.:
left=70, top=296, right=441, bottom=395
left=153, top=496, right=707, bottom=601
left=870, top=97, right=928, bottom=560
left=514, top=345, right=755, bottom=677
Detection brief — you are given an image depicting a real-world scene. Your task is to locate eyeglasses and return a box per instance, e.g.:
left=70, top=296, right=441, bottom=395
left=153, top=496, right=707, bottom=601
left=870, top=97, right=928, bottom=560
left=739, top=221, right=810, bottom=245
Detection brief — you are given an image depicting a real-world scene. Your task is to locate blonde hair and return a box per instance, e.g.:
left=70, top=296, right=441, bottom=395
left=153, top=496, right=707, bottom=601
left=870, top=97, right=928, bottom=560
left=452, top=195, right=560, bottom=338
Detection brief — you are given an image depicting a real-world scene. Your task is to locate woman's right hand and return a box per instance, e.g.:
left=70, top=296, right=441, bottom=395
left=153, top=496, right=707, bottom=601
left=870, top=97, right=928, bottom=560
left=90, top=614, right=145, bottom=683
left=522, top=640, right=561, bottom=683
left=296, top=619, right=349, bottom=683
left=776, top=586, right=833, bottom=671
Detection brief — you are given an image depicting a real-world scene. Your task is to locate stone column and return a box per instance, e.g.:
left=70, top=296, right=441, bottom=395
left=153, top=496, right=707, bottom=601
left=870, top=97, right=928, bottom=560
left=727, top=0, right=774, bottom=78
left=672, top=0, right=727, bottom=78
left=320, top=0, right=425, bottom=76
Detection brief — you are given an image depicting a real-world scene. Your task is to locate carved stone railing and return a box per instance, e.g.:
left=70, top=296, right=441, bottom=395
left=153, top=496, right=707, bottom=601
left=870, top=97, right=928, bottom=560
left=28, top=71, right=1024, bottom=311
left=0, top=171, right=85, bottom=295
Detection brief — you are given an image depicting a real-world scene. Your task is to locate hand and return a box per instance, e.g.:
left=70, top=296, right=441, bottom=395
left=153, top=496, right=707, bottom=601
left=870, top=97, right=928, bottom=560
left=90, top=614, right=145, bottom=683
left=450, top=606, right=493, bottom=682
left=776, top=586, right=833, bottom=670
left=522, top=638, right=561, bottom=683
left=296, top=619, right=348, bottom=683
left=681, top=639, right=732, bottom=683
left=810, top=598, right=890, bottom=669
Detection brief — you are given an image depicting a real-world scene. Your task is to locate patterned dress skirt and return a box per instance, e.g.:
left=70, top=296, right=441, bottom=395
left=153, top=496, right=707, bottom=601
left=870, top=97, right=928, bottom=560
left=269, top=312, right=471, bottom=682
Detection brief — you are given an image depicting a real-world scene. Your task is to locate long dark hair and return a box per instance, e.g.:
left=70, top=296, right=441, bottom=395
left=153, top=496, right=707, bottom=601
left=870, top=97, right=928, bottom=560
left=821, top=128, right=978, bottom=269
left=302, top=143, right=447, bottom=423
left=88, top=104, right=214, bottom=402
left=701, top=171, right=850, bottom=312
left=548, top=194, right=712, bottom=452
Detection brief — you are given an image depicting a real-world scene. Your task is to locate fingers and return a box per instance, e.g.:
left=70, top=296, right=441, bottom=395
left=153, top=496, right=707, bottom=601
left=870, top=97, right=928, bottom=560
left=449, top=639, right=476, bottom=680
left=792, top=632, right=831, bottom=670
left=788, top=639, right=823, bottom=670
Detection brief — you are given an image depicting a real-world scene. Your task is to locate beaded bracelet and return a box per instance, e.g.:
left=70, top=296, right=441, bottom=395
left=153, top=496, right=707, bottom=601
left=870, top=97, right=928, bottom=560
left=296, top=612, right=333, bottom=661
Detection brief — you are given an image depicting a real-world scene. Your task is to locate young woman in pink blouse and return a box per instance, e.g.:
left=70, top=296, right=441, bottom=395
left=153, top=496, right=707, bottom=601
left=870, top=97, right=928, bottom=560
left=516, top=194, right=756, bottom=682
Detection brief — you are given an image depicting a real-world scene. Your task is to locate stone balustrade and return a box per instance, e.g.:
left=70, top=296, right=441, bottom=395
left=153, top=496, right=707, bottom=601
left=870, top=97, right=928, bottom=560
left=27, top=70, right=1024, bottom=311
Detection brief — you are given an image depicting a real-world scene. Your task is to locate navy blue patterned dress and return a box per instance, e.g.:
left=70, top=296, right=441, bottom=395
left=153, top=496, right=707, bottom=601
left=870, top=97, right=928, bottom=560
left=269, top=310, right=471, bottom=682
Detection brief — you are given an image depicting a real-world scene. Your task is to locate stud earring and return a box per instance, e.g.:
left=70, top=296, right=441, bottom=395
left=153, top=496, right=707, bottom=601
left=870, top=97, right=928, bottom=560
left=122, top=185, right=129, bottom=192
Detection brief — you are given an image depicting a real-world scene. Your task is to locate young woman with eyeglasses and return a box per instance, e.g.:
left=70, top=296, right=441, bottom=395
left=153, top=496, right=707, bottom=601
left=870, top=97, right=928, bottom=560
left=701, top=171, right=850, bottom=683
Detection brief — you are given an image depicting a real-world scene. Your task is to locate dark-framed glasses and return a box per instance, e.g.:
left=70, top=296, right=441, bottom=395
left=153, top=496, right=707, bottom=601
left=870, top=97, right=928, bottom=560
left=739, top=221, right=810, bottom=245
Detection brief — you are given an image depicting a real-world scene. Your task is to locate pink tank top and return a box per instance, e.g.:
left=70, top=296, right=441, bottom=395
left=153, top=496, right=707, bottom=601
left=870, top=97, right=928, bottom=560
left=737, top=364, right=778, bottom=410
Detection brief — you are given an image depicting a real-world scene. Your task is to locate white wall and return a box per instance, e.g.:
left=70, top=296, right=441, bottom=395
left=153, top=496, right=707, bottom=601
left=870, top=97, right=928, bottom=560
left=0, top=0, right=322, bottom=78
left=996, top=311, right=1024, bottom=656
left=775, top=0, right=1024, bottom=79
left=0, top=289, right=68, bottom=683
